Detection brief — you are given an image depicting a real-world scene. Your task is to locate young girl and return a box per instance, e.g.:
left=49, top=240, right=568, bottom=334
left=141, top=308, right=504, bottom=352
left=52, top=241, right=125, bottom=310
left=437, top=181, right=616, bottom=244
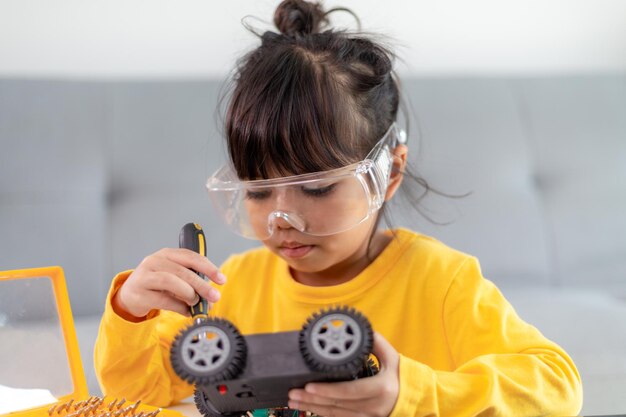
left=95, top=1, right=583, bottom=416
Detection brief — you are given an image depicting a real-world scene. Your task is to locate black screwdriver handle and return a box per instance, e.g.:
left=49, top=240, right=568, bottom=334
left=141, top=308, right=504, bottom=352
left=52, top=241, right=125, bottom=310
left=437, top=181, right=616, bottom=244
left=179, top=222, right=209, bottom=318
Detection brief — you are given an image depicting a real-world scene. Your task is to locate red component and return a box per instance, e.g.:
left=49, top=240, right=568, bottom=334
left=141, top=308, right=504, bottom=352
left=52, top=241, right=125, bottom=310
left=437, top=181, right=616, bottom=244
left=218, top=384, right=228, bottom=395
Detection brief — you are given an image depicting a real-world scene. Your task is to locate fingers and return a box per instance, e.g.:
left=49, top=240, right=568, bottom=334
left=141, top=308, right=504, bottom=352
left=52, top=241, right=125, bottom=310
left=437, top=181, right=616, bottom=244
left=288, top=332, right=400, bottom=417
left=289, top=380, right=396, bottom=417
left=288, top=389, right=366, bottom=408
left=289, top=383, right=396, bottom=415
left=115, top=280, right=192, bottom=318
left=157, top=248, right=227, bottom=285
left=150, top=291, right=191, bottom=316
left=116, top=247, right=228, bottom=319
left=146, top=254, right=221, bottom=303
left=294, top=371, right=385, bottom=402
left=306, top=378, right=379, bottom=400
left=302, top=333, right=397, bottom=401
left=149, top=271, right=198, bottom=305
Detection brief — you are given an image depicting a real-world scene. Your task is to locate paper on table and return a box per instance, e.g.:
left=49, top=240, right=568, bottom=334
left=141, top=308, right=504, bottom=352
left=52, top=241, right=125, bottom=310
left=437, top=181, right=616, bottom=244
left=0, top=384, right=58, bottom=414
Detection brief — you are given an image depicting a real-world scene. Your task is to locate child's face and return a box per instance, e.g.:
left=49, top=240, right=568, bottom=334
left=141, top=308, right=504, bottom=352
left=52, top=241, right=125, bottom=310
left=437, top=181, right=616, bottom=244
left=235, top=142, right=407, bottom=283
left=240, top=168, right=384, bottom=282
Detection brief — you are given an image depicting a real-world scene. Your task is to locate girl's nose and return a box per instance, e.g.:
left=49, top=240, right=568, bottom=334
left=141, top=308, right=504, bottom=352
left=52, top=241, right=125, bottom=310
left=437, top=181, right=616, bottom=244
left=267, top=211, right=306, bottom=235
left=272, top=213, right=292, bottom=229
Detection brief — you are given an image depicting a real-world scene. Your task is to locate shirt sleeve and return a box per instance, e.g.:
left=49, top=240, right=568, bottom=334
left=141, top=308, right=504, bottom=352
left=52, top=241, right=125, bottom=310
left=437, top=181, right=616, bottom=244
left=390, top=257, right=583, bottom=417
left=93, top=271, right=194, bottom=406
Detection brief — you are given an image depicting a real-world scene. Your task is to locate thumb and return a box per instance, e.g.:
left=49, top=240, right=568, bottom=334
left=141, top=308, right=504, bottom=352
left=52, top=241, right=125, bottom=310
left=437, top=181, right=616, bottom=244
left=371, top=331, right=398, bottom=371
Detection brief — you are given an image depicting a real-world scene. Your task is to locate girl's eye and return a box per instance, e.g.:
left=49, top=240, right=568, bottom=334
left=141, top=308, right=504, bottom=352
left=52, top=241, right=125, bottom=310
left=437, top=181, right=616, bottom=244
left=301, top=183, right=336, bottom=197
left=245, top=189, right=271, bottom=200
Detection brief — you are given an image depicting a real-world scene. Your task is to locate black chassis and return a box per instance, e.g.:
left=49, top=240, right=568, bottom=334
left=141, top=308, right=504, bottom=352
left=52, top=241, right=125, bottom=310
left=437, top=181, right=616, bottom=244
left=171, top=306, right=375, bottom=417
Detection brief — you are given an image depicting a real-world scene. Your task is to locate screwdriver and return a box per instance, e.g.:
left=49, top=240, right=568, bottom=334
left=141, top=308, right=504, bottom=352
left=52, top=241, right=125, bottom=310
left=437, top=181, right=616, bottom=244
left=178, top=222, right=210, bottom=322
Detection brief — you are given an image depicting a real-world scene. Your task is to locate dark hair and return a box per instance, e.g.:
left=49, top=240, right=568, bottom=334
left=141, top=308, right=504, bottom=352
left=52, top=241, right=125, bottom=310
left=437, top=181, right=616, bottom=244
left=222, top=0, right=454, bottom=238
left=225, top=0, right=399, bottom=180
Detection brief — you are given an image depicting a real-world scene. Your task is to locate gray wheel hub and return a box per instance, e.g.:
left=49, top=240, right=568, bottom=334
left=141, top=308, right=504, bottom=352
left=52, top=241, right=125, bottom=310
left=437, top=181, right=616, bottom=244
left=310, top=313, right=362, bottom=362
left=181, top=325, right=231, bottom=373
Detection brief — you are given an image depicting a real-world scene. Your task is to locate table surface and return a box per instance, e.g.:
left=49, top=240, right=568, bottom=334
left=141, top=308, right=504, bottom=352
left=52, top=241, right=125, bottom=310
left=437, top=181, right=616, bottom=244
left=169, top=400, right=202, bottom=417
left=167, top=401, right=626, bottom=417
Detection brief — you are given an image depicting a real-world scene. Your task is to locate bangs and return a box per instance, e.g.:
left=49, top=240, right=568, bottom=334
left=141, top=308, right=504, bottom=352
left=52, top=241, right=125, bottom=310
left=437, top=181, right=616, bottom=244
left=226, top=44, right=368, bottom=180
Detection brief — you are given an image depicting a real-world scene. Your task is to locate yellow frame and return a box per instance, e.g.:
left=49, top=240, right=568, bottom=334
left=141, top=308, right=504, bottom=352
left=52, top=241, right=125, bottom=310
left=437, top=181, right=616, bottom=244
left=0, top=266, right=88, bottom=416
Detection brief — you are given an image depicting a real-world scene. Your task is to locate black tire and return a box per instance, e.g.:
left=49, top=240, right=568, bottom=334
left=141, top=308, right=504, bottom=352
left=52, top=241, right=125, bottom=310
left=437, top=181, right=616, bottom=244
left=356, top=356, right=380, bottom=378
left=299, top=306, right=373, bottom=375
left=171, top=318, right=246, bottom=385
left=193, top=388, right=247, bottom=417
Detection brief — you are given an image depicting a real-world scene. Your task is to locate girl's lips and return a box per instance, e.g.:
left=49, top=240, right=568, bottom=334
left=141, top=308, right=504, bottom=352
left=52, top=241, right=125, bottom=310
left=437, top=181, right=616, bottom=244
left=279, top=244, right=314, bottom=258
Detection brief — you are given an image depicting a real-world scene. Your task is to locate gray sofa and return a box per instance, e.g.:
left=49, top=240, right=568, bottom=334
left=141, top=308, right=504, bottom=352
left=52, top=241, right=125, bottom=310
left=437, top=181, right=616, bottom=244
left=1, top=75, right=625, bottom=415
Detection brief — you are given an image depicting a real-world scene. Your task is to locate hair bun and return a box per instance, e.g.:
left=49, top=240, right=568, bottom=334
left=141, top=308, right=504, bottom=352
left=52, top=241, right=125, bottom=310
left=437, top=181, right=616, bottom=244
left=274, top=0, right=327, bottom=37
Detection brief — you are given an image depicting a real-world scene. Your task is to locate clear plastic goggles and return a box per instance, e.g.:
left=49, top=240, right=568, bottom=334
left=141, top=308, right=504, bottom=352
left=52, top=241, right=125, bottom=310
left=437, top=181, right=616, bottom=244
left=206, top=123, right=406, bottom=240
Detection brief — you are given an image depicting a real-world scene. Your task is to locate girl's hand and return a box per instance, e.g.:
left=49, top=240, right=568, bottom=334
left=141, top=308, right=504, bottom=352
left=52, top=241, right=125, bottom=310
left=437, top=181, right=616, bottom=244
left=112, top=248, right=226, bottom=320
left=288, top=332, right=400, bottom=417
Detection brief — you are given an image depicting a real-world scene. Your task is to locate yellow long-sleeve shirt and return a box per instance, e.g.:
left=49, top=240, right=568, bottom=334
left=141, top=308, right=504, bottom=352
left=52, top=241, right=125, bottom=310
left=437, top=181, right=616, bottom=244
left=94, top=228, right=582, bottom=416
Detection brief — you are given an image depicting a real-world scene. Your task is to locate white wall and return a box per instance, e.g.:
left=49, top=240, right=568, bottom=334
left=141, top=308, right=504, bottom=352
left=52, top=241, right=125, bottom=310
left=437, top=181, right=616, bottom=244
left=0, top=0, right=625, bottom=79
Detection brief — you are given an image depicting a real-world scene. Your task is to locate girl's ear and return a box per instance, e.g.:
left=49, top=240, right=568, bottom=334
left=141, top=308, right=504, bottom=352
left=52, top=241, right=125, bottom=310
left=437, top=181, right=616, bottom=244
left=384, top=144, right=408, bottom=202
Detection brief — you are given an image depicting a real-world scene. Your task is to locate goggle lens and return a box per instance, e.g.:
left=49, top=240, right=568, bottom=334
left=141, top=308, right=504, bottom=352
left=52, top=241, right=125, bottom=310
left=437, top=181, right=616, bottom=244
left=206, top=123, right=405, bottom=240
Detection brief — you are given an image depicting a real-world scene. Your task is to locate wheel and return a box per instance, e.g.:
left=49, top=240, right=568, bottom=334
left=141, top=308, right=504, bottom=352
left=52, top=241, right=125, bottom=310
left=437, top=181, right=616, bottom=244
left=193, top=388, right=247, bottom=417
left=171, top=318, right=246, bottom=385
left=299, top=306, right=373, bottom=375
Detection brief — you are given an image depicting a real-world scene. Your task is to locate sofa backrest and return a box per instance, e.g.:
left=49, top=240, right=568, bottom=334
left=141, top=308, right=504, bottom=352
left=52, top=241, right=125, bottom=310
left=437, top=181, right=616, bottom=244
left=1, top=76, right=624, bottom=315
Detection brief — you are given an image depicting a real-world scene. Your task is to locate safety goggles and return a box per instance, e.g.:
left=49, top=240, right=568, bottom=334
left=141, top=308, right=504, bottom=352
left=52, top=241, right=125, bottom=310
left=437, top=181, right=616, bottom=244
left=206, top=123, right=407, bottom=240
